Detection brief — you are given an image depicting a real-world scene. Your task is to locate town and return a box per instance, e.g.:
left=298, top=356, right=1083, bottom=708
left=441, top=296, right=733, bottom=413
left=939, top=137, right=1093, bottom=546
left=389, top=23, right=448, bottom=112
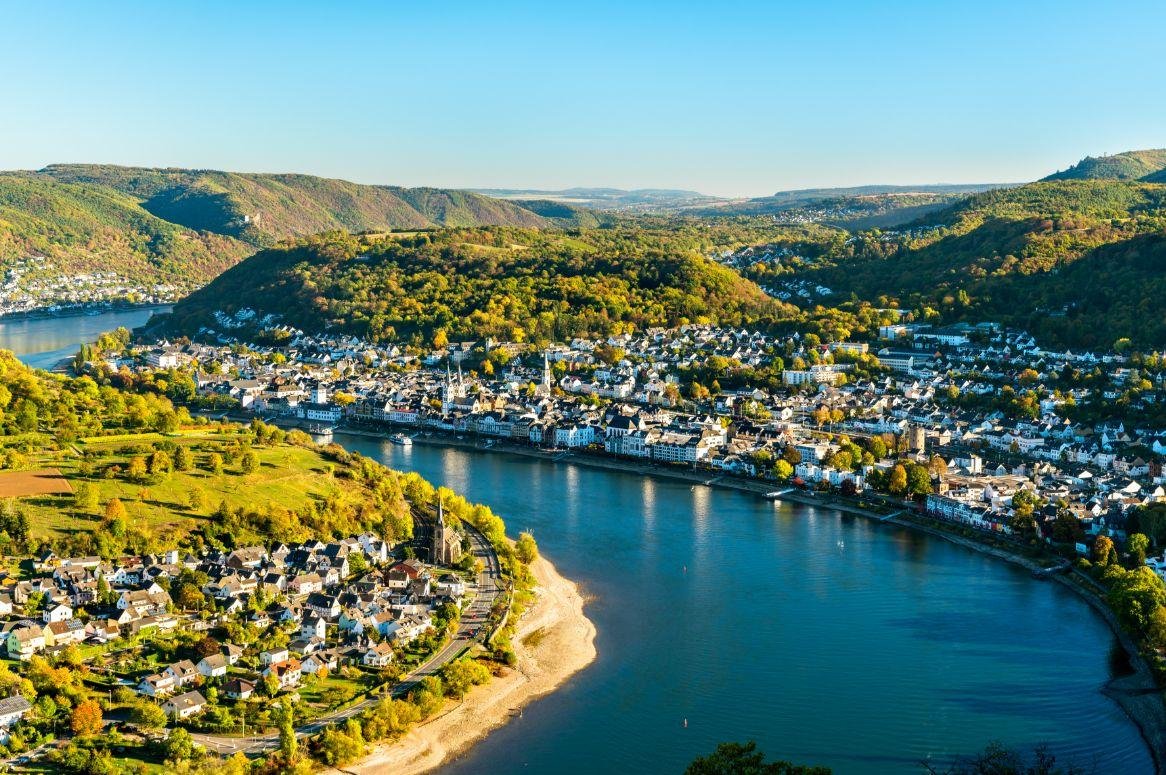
left=0, top=494, right=504, bottom=765
left=119, top=309, right=1166, bottom=577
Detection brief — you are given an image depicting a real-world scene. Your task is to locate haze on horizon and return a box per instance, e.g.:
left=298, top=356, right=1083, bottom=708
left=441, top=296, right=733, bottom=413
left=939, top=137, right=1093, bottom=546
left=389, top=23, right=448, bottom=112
left=2, top=0, right=1164, bottom=198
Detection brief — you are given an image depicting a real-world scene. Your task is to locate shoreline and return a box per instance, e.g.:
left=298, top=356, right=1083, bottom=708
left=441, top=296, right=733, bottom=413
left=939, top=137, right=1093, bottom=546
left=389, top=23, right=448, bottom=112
left=334, top=425, right=1166, bottom=772
left=335, top=553, right=597, bottom=775
left=0, top=301, right=171, bottom=323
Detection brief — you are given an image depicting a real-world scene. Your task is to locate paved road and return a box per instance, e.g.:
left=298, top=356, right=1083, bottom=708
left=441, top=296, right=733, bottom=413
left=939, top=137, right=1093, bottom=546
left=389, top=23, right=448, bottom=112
left=192, top=522, right=504, bottom=756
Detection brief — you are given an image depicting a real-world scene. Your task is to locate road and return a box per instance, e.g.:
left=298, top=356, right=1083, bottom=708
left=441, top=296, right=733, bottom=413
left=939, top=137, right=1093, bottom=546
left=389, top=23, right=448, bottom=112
left=192, top=522, right=504, bottom=756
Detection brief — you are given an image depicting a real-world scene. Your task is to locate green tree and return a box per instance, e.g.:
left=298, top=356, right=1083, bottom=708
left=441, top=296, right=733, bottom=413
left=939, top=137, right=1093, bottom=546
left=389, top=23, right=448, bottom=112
left=1128, top=533, right=1150, bottom=566
left=130, top=700, right=167, bottom=729
left=686, top=741, right=831, bottom=775
left=174, top=445, right=192, bottom=471
left=441, top=658, right=491, bottom=699
left=515, top=531, right=538, bottom=565
left=164, top=727, right=195, bottom=761
left=240, top=450, right=259, bottom=474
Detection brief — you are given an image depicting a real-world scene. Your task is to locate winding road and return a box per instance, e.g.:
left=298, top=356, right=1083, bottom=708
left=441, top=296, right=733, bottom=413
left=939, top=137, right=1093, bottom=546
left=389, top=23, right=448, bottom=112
left=192, top=522, right=504, bottom=756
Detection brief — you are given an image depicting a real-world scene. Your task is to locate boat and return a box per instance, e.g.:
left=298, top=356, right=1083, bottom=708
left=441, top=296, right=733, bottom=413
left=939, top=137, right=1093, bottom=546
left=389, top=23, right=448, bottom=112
left=389, top=433, right=413, bottom=446
left=307, top=423, right=334, bottom=437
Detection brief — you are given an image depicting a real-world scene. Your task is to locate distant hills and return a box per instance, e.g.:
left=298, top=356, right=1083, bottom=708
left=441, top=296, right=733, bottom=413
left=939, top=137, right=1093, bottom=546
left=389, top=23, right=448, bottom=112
left=786, top=176, right=1166, bottom=348
left=0, top=165, right=599, bottom=294
left=35, top=165, right=586, bottom=241
left=472, top=187, right=720, bottom=211
left=1042, top=149, right=1166, bottom=182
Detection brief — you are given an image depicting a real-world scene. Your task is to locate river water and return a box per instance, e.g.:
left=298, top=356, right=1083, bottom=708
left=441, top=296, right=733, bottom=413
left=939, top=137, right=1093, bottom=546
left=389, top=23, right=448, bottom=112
left=0, top=311, right=1152, bottom=774
left=0, top=306, right=168, bottom=369
left=338, top=435, right=1153, bottom=775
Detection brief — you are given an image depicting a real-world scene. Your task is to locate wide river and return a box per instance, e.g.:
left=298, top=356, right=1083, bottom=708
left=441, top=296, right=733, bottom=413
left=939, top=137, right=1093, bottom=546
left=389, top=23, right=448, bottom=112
left=341, top=434, right=1153, bottom=775
left=0, top=306, right=168, bottom=370
left=0, top=310, right=1153, bottom=774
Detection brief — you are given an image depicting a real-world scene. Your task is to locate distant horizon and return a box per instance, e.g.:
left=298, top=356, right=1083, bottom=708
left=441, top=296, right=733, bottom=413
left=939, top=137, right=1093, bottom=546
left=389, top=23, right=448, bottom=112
left=12, top=160, right=1029, bottom=200
left=2, top=1, right=1164, bottom=197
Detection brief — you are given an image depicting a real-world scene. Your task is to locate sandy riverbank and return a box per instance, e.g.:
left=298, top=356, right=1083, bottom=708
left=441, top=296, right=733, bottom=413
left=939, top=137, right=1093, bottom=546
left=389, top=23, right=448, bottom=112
left=336, top=554, right=596, bottom=775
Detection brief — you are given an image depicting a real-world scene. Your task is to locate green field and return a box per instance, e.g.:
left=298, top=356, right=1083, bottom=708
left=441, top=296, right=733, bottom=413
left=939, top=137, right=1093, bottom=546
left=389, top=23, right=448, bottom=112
left=17, top=438, right=345, bottom=546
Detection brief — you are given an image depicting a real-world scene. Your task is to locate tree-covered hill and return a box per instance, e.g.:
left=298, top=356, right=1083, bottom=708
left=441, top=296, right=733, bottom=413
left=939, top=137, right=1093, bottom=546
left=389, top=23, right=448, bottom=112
left=0, top=174, right=251, bottom=286
left=155, top=226, right=795, bottom=345
left=1042, top=149, right=1166, bottom=181
left=35, top=164, right=577, bottom=242
left=783, top=179, right=1166, bottom=348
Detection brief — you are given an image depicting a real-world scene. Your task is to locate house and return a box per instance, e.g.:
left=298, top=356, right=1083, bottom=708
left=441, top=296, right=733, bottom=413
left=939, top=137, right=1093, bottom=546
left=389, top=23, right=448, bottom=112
left=197, top=654, right=229, bottom=678
left=0, top=695, right=31, bottom=742
left=362, top=641, right=395, bottom=667
left=165, top=659, right=199, bottom=687
left=224, top=678, right=255, bottom=700
left=260, top=648, right=290, bottom=666
left=301, top=651, right=338, bottom=675
left=162, top=690, right=207, bottom=719
left=0, top=694, right=31, bottom=727
left=46, top=619, right=86, bottom=645
left=222, top=642, right=244, bottom=665
left=301, top=615, right=327, bottom=640
left=138, top=672, right=177, bottom=697
left=262, top=659, right=303, bottom=689
left=5, top=622, right=47, bottom=660
left=42, top=602, right=73, bottom=624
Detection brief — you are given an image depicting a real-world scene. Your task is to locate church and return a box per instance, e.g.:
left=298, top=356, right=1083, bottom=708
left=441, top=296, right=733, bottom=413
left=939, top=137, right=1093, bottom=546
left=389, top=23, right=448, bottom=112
left=431, top=501, right=462, bottom=566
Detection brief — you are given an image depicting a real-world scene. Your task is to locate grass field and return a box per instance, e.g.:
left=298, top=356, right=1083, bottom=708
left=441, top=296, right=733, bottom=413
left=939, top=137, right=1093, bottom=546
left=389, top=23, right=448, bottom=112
left=15, top=440, right=345, bottom=544
left=0, top=468, right=73, bottom=498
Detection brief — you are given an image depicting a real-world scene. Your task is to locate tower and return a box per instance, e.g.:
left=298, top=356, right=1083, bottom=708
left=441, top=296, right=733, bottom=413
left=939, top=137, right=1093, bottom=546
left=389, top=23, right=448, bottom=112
left=542, top=351, right=552, bottom=394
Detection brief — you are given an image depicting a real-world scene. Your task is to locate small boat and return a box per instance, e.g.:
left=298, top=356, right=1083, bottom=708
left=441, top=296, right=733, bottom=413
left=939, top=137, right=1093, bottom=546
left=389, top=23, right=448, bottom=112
left=390, top=433, right=413, bottom=446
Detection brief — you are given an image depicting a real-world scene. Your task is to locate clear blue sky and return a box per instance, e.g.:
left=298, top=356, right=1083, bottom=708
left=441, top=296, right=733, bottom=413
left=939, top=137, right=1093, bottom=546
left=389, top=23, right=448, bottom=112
left=2, top=0, right=1164, bottom=197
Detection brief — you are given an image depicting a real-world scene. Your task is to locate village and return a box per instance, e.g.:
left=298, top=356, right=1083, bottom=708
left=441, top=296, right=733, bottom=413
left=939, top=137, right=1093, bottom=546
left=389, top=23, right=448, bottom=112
left=114, top=310, right=1166, bottom=579
left=0, top=498, right=497, bottom=757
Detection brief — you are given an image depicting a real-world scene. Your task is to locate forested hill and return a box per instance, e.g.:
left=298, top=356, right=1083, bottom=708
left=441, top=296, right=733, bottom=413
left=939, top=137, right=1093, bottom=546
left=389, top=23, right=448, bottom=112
left=783, top=179, right=1166, bottom=349
left=0, top=164, right=600, bottom=298
left=0, top=174, right=252, bottom=287
left=34, top=164, right=583, bottom=242
left=1042, top=149, right=1166, bottom=181
left=155, top=226, right=794, bottom=345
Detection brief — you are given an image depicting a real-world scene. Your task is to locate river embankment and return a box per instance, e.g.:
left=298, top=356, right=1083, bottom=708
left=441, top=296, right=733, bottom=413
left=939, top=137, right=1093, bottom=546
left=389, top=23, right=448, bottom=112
left=334, top=553, right=597, bottom=774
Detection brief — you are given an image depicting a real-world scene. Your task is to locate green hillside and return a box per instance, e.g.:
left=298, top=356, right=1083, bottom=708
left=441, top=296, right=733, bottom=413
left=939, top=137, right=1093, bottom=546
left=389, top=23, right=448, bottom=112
left=36, top=164, right=562, bottom=242
left=1042, top=149, right=1166, bottom=181
left=786, top=179, right=1166, bottom=348
left=156, top=226, right=793, bottom=344
left=0, top=174, right=250, bottom=285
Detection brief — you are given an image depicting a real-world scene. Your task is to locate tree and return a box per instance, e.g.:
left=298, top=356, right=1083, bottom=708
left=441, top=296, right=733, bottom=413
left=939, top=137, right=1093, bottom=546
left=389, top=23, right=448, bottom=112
left=174, top=445, right=192, bottom=471
left=888, top=464, right=908, bottom=497
left=240, top=450, right=259, bottom=474
left=774, top=459, right=793, bottom=480
left=127, top=455, right=149, bottom=482
left=686, top=741, right=830, bottom=775
left=70, top=699, right=103, bottom=737
left=208, top=453, right=224, bottom=475
left=73, top=481, right=98, bottom=513
left=1128, top=533, right=1150, bottom=567
left=104, top=498, right=127, bottom=523
left=441, top=658, right=491, bottom=699
left=130, top=700, right=167, bottom=729
left=164, top=727, right=195, bottom=762
left=905, top=464, right=932, bottom=496
left=1108, top=566, right=1166, bottom=632
left=515, top=532, right=538, bottom=565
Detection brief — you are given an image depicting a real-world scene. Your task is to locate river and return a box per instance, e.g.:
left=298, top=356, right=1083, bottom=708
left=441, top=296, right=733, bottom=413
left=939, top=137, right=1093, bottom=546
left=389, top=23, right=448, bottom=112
left=0, top=306, right=168, bottom=369
left=0, top=310, right=1153, bottom=774
left=340, top=434, right=1152, bottom=775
